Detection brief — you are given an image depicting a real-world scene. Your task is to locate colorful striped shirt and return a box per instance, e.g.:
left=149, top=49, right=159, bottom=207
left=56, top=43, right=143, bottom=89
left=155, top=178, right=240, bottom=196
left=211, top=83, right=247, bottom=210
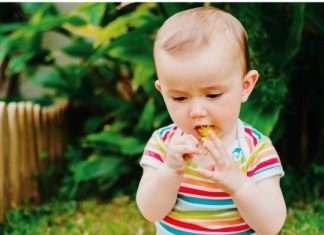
left=140, top=119, right=284, bottom=235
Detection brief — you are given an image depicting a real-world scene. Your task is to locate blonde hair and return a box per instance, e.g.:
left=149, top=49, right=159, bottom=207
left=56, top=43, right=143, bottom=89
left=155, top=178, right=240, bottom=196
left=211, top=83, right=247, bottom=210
left=154, top=7, right=250, bottom=73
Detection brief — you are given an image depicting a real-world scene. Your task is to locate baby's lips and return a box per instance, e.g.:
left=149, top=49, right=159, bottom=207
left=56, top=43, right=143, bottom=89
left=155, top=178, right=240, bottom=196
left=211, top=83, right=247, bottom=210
left=195, top=125, right=217, bottom=138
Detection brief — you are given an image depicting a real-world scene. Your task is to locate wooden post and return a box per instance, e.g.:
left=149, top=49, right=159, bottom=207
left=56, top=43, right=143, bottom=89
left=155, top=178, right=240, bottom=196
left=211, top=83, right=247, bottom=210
left=7, top=103, right=21, bottom=208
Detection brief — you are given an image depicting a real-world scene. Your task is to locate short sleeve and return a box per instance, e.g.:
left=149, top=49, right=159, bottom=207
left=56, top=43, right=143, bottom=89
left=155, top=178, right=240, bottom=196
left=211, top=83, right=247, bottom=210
left=139, top=130, right=167, bottom=169
left=246, top=137, right=284, bottom=182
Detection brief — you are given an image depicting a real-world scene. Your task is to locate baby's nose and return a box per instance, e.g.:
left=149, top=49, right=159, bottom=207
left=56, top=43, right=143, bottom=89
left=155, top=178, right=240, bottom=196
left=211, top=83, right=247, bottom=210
left=189, top=100, right=207, bottom=119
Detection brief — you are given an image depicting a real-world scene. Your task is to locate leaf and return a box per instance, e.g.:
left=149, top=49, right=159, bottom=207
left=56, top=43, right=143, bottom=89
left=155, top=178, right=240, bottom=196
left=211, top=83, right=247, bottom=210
left=62, top=38, right=94, bottom=58
left=132, top=63, right=155, bottom=91
left=63, top=23, right=102, bottom=40
left=74, top=3, right=106, bottom=25
left=31, top=68, right=67, bottom=90
left=94, top=4, right=158, bottom=47
left=306, top=5, right=324, bottom=37
left=160, top=3, right=191, bottom=17
left=84, top=115, right=107, bottom=134
left=8, top=53, right=35, bottom=75
left=0, top=22, right=24, bottom=33
left=240, top=99, right=282, bottom=136
left=83, top=131, right=144, bottom=155
left=136, top=99, right=155, bottom=132
left=71, top=156, right=123, bottom=182
left=281, top=4, right=306, bottom=69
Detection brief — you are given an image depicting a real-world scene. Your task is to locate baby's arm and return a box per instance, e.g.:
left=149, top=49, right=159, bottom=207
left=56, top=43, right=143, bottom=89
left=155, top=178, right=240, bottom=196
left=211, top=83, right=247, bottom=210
left=232, top=176, right=286, bottom=235
left=198, top=131, right=286, bottom=234
left=136, top=164, right=182, bottom=222
left=136, top=131, right=199, bottom=222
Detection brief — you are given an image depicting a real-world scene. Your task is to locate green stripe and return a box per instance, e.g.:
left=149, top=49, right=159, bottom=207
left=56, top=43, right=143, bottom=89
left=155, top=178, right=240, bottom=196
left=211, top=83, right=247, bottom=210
left=170, top=209, right=239, bottom=220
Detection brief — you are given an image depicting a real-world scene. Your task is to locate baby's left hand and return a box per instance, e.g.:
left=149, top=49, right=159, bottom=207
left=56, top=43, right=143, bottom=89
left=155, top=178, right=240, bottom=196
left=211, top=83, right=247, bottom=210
left=197, top=131, right=248, bottom=194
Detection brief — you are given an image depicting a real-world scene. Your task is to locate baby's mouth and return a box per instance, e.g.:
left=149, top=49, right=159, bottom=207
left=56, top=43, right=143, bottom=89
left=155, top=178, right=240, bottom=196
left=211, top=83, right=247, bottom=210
left=195, top=125, right=217, bottom=138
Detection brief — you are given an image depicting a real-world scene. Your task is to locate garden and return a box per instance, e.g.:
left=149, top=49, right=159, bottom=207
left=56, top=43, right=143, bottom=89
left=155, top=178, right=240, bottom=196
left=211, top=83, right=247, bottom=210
left=0, top=2, right=324, bottom=235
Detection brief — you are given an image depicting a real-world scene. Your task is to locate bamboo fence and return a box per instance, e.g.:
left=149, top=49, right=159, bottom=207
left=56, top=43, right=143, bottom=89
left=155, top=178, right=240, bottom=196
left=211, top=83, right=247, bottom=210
left=0, top=100, right=69, bottom=222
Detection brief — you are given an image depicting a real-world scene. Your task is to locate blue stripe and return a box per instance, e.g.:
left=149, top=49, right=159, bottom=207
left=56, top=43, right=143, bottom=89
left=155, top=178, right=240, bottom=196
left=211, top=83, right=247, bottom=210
left=159, top=124, right=174, bottom=136
left=232, top=147, right=242, bottom=155
left=159, top=221, right=255, bottom=235
left=251, top=128, right=262, bottom=140
left=254, top=165, right=282, bottom=176
left=178, top=195, right=234, bottom=205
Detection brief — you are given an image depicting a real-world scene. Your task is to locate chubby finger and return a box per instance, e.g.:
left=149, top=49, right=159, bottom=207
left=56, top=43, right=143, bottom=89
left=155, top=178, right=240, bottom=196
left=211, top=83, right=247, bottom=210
left=170, top=136, right=200, bottom=152
left=206, top=132, right=228, bottom=157
left=201, top=138, right=223, bottom=164
left=169, top=144, right=200, bottom=158
left=196, top=168, right=215, bottom=180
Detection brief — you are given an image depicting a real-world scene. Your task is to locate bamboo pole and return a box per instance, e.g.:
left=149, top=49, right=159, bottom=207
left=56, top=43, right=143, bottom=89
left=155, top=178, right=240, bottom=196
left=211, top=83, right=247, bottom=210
left=33, top=104, right=45, bottom=171
left=53, top=106, right=61, bottom=160
left=7, top=103, right=21, bottom=208
left=0, top=102, right=8, bottom=221
left=26, top=102, right=38, bottom=172
left=0, top=100, right=69, bottom=222
left=47, top=106, right=58, bottom=161
left=25, top=102, right=39, bottom=202
left=41, top=107, right=50, bottom=162
left=59, top=101, right=69, bottom=157
left=17, top=102, right=30, bottom=201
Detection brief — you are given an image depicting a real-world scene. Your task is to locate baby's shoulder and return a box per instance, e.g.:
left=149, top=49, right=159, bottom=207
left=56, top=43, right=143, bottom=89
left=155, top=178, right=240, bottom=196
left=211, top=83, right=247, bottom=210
left=240, top=121, right=270, bottom=147
left=153, top=123, right=178, bottom=143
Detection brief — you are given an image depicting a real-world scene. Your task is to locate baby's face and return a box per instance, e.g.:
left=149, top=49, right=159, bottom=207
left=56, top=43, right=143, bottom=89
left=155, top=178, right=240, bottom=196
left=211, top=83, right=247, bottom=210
left=155, top=41, right=254, bottom=142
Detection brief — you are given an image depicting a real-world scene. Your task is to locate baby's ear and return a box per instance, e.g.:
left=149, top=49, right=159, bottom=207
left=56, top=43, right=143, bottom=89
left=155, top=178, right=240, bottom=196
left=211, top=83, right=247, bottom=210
left=154, top=80, right=162, bottom=92
left=241, top=70, right=259, bottom=102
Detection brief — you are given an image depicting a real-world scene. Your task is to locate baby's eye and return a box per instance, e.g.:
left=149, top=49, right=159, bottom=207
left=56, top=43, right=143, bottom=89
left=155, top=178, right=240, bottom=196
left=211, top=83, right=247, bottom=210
left=172, top=97, right=187, bottom=102
left=206, top=93, right=223, bottom=99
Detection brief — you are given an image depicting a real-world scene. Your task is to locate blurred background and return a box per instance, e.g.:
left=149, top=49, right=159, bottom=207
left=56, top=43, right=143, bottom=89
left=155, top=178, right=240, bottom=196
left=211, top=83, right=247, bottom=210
left=0, top=2, right=323, bottom=235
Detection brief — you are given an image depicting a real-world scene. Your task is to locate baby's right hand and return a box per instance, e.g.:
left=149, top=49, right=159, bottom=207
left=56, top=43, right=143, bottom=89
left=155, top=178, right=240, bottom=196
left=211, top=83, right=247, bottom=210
left=165, top=129, right=200, bottom=171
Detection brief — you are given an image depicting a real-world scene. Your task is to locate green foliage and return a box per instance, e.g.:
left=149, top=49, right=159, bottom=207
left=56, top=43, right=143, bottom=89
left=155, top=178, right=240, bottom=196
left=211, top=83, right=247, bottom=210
left=282, top=164, right=324, bottom=206
left=1, top=3, right=324, bottom=199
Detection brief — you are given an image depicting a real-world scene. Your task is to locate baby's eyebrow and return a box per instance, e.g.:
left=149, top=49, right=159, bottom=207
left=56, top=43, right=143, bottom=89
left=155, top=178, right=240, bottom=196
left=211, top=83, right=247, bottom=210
left=202, top=85, right=225, bottom=90
left=167, top=89, right=188, bottom=94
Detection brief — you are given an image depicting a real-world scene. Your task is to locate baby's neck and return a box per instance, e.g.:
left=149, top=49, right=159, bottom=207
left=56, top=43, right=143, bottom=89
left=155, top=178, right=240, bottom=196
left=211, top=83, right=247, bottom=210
left=221, top=123, right=238, bottom=151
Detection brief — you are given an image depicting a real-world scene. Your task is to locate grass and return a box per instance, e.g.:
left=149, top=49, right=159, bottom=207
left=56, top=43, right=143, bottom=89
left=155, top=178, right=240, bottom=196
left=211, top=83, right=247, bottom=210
left=2, top=196, right=324, bottom=235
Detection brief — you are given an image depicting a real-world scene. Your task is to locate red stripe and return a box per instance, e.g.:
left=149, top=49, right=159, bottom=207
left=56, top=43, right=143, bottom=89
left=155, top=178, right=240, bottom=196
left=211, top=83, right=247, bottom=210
left=247, top=157, right=280, bottom=176
left=144, top=150, right=163, bottom=162
left=179, top=186, right=230, bottom=197
left=244, top=127, right=258, bottom=146
left=162, top=130, right=170, bottom=141
left=162, top=126, right=177, bottom=141
left=163, top=216, right=250, bottom=232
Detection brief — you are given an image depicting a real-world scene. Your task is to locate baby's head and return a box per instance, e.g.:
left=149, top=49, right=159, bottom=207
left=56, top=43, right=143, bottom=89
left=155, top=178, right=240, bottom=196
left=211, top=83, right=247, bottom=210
left=153, top=7, right=259, bottom=142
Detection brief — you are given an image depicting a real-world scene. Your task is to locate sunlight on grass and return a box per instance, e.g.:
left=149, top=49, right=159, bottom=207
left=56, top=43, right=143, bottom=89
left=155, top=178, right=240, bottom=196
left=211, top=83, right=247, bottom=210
left=3, top=196, right=324, bottom=235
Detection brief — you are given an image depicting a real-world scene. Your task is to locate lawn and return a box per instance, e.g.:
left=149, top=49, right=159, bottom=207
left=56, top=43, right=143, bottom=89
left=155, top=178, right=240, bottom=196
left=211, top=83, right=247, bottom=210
left=3, top=196, right=324, bottom=235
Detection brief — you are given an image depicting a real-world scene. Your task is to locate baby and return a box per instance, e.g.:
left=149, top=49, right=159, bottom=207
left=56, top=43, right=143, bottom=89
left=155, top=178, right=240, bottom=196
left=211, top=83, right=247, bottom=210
left=136, top=7, right=286, bottom=235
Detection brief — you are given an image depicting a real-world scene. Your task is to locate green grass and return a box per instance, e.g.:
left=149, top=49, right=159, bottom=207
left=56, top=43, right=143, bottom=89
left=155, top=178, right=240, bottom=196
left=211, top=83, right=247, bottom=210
left=3, top=196, right=324, bottom=235
left=280, top=200, right=324, bottom=235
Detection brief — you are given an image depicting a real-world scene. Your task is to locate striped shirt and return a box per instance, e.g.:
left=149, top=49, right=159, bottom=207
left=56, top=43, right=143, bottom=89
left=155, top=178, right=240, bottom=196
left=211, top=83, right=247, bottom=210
left=140, top=119, right=284, bottom=235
